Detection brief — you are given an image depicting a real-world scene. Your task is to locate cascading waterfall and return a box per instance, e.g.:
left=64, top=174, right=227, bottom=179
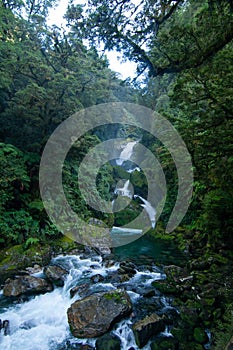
left=114, top=139, right=157, bottom=230
left=116, top=141, right=138, bottom=166
left=114, top=179, right=132, bottom=198
left=0, top=253, right=174, bottom=350
left=134, top=195, right=156, bottom=229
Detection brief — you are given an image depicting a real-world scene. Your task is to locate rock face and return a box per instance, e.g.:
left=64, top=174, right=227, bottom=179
left=43, top=265, right=68, bottom=287
left=3, top=275, right=53, bottom=297
left=67, top=289, right=132, bottom=338
left=132, top=313, right=165, bottom=348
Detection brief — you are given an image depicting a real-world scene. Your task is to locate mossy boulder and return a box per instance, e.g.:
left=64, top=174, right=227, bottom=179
left=152, top=280, right=179, bottom=295
left=51, top=236, right=83, bottom=254
left=150, top=337, right=179, bottom=350
left=95, top=333, right=121, bottom=350
left=67, top=290, right=132, bottom=338
left=0, top=244, right=52, bottom=284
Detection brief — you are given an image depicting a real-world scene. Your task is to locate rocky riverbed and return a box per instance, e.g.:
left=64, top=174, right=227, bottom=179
left=0, top=234, right=232, bottom=349
left=0, top=241, right=180, bottom=350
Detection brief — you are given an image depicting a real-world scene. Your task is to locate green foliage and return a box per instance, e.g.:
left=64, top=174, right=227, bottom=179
left=213, top=305, right=233, bottom=350
left=0, top=143, right=30, bottom=208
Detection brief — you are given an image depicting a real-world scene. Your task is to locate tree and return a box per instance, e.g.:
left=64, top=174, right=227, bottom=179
left=77, top=0, right=233, bottom=78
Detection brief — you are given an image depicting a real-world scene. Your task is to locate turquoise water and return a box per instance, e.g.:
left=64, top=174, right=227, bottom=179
left=113, top=233, right=187, bottom=266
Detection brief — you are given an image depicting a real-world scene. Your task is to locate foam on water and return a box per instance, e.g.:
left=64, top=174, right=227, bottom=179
left=0, top=253, right=171, bottom=350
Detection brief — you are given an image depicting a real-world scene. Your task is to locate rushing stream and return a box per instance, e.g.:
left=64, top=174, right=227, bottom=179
left=0, top=139, right=181, bottom=349
left=0, top=245, right=178, bottom=350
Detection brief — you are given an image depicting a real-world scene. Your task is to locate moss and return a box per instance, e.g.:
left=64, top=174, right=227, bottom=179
left=51, top=236, right=80, bottom=253
left=104, top=290, right=126, bottom=304
left=193, top=327, right=208, bottom=344
left=0, top=243, right=52, bottom=283
left=152, top=281, right=178, bottom=294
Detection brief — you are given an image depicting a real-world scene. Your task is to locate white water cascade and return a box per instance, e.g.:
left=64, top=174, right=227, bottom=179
left=0, top=253, right=170, bottom=350
left=114, top=179, right=132, bottom=198
left=116, top=141, right=138, bottom=166
left=134, top=195, right=156, bottom=228
left=113, top=139, right=157, bottom=230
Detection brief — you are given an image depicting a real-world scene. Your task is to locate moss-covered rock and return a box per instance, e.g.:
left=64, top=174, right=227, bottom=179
left=50, top=236, right=82, bottom=255
left=0, top=244, right=52, bottom=284
left=95, top=333, right=121, bottom=350
left=150, top=337, right=179, bottom=350
left=67, top=290, right=132, bottom=338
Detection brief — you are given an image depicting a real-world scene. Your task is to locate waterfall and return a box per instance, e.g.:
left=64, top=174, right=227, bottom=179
left=114, top=179, right=132, bottom=198
left=134, top=195, right=156, bottom=228
left=116, top=141, right=138, bottom=166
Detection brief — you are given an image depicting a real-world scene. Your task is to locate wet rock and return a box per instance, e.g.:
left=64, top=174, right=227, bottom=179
left=104, top=259, right=116, bottom=268
left=3, top=275, right=53, bottom=297
left=132, top=313, right=165, bottom=348
left=25, top=264, right=42, bottom=274
left=67, top=289, right=132, bottom=338
left=134, top=296, right=163, bottom=318
left=143, top=290, right=156, bottom=298
left=44, top=265, right=69, bottom=287
left=119, top=274, right=132, bottom=282
left=0, top=319, right=10, bottom=336
left=95, top=333, right=121, bottom=350
left=119, top=261, right=136, bottom=277
left=90, top=274, right=104, bottom=283
left=70, top=283, right=92, bottom=299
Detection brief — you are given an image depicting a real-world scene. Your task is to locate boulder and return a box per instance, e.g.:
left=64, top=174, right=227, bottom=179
left=95, top=333, right=121, bottom=350
left=3, top=275, right=53, bottom=297
left=43, top=265, right=68, bottom=287
left=132, top=313, right=165, bottom=348
left=67, top=289, right=132, bottom=338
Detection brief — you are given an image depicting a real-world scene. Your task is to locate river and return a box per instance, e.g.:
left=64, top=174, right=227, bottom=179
left=0, top=140, right=184, bottom=349
left=0, top=235, right=187, bottom=350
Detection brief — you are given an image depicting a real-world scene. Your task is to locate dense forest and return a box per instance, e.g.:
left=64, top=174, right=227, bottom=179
left=0, top=0, right=233, bottom=349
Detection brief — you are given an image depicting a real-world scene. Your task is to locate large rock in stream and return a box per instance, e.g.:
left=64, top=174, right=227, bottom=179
left=67, top=289, right=132, bottom=338
left=44, top=264, right=69, bottom=287
left=132, top=313, right=165, bottom=348
left=3, top=275, right=53, bottom=297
